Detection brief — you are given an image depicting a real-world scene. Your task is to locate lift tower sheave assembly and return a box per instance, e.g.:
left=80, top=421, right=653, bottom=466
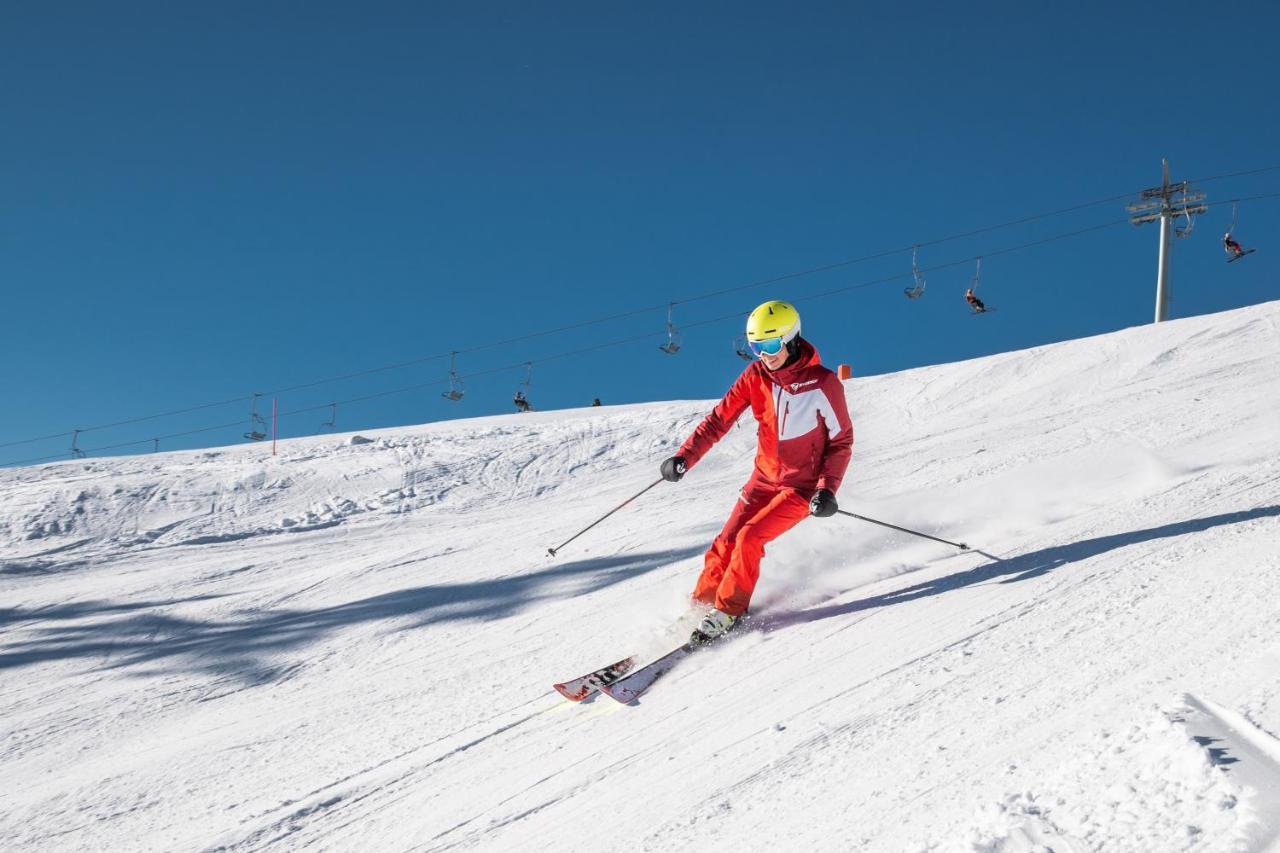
left=1127, top=159, right=1207, bottom=323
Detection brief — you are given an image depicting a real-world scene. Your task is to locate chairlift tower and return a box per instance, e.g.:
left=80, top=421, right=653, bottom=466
left=1126, top=159, right=1206, bottom=323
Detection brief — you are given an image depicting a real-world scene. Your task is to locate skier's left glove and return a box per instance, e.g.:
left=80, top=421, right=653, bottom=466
left=809, top=489, right=838, bottom=518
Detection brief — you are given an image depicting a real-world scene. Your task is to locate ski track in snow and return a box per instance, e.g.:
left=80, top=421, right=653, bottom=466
left=3, top=302, right=1280, bottom=852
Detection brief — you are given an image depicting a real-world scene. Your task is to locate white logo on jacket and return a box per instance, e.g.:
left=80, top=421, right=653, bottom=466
left=773, top=384, right=846, bottom=441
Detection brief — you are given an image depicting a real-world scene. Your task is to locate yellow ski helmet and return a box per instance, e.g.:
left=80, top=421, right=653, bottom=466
left=745, top=300, right=801, bottom=356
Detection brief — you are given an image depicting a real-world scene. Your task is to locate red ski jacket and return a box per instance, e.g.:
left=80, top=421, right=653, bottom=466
left=678, top=338, right=853, bottom=494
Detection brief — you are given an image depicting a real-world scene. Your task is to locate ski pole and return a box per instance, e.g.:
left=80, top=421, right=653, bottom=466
left=835, top=509, right=969, bottom=551
left=547, top=478, right=664, bottom=557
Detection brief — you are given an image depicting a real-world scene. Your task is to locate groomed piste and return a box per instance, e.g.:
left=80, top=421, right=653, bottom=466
left=3, top=302, right=1280, bottom=852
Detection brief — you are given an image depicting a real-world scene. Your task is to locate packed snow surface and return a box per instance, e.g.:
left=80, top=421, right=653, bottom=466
left=4, top=302, right=1280, bottom=852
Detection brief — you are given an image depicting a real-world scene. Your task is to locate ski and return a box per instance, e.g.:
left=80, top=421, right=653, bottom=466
left=1228, top=249, right=1257, bottom=263
left=597, top=614, right=754, bottom=704
left=553, top=655, right=638, bottom=702
left=598, top=644, right=697, bottom=704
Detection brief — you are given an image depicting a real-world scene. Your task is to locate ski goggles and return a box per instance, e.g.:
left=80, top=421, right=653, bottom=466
left=747, top=336, right=786, bottom=357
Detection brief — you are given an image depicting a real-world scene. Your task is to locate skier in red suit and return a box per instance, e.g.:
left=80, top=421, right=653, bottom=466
left=660, top=300, right=853, bottom=644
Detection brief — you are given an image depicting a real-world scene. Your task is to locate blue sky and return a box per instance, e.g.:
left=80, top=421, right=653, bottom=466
left=3, top=2, right=1278, bottom=465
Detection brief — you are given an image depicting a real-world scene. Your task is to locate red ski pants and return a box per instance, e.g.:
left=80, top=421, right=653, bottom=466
left=692, top=484, right=812, bottom=616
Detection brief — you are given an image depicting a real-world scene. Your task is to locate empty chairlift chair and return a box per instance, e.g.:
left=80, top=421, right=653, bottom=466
left=904, top=246, right=926, bottom=300
left=659, top=303, right=682, bottom=355
left=442, top=352, right=464, bottom=402
left=244, top=394, right=269, bottom=441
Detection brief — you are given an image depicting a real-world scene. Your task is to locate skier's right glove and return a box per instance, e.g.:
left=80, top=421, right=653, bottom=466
left=660, top=456, right=688, bottom=483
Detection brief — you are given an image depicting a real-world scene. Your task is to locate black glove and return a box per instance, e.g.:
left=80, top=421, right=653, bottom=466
left=660, top=456, right=688, bottom=483
left=809, top=488, right=837, bottom=518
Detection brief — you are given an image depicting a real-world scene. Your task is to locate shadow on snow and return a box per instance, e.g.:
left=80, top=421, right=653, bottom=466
left=16, top=506, right=1272, bottom=685
left=0, top=546, right=703, bottom=683
left=762, top=505, right=1280, bottom=631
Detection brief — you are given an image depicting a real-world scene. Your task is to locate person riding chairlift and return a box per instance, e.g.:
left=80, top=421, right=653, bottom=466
left=1223, top=233, right=1247, bottom=259
left=965, top=288, right=987, bottom=313
left=514, top=390, right=531, bottom=413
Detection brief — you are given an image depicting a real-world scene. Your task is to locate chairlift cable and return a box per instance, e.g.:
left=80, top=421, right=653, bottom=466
left=1186, top=164, right=1280, bottom=185
left=0, top=394, right=252, bottom=449
left=677, top=218, right=1132, bottom=332
left=7, top=185, right=1280, bottom=462
left=0, top=212, right=1214, bottom=467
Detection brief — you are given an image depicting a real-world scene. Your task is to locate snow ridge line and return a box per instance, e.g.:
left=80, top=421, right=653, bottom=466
left=1184, top=694, right=1280, bottom=765
left=1178, top=692, right=1280, bottom=852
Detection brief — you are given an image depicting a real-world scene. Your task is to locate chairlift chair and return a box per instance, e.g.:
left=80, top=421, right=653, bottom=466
left=904, top=246, right=926, bottom=300
left=442, top=352, right=464, bottom=401
left=244, top=394, right=269, bottom=441
left=733, top=335, right=754, bottom=362
left=1222, top=202, right=1256, bottom=261
left=659, top=303, right=682, bottom=354
left=965, top=257, right=993, bottom=314
left=513, top=363, right=533, bottom=412
left=318, top=403, right=337, bottom=433
left=1175, top=190, right=1195, bottom=239
left=1223, top=202, right=1239, bottom=256
left=1174, top=184, right=1209, bottom=239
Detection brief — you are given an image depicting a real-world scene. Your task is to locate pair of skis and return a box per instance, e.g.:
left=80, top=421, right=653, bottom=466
left=553, top=642, right=704, bottom=705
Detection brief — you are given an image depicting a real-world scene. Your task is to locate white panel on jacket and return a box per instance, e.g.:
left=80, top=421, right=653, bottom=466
left=774, top=383, right=844, bottom=441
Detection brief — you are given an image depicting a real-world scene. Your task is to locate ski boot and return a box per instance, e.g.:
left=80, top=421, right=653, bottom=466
left=689, top=608, right=740, bottom=646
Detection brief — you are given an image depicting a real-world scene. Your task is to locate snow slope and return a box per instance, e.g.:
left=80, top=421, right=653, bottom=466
left=3, top=302, right=1280, bottom=852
